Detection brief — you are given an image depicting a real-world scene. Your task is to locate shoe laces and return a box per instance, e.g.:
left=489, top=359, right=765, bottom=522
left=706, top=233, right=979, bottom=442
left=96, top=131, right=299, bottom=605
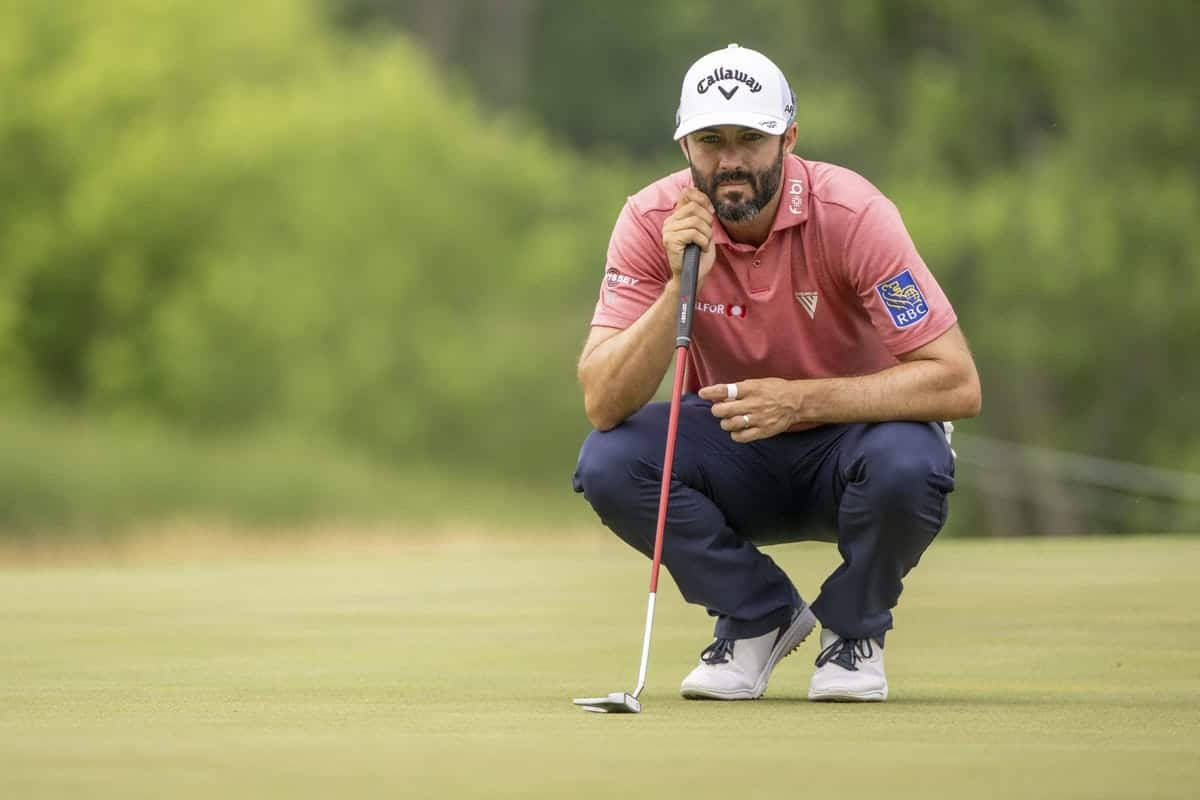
left=814, top=637, right=875, bottom=671
left=700, top=638, right=735, bottom=665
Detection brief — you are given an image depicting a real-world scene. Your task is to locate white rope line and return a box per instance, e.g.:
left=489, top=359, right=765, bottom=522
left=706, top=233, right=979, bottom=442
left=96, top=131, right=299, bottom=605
left=953, top=433, right=1200, bottom=504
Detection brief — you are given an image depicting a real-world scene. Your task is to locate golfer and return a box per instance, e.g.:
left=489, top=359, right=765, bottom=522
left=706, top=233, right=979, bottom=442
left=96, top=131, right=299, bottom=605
left=573, top=45, right=981, bottom=702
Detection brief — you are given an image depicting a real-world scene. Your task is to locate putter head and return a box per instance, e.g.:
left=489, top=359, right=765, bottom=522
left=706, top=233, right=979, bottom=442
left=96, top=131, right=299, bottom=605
left=572, top=692, right=641, bottom=714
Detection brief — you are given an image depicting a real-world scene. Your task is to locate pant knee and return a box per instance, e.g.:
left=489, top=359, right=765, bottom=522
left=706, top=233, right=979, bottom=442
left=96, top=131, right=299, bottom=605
left=847, top=423, right=954, bottom=507
left=871, top=452, right=948, bottom=505
left=573, top=428, right=643, bottom=514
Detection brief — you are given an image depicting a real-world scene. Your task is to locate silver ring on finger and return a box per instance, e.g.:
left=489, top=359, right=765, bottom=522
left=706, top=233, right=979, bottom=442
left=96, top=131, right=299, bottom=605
left=726, top=383, right=738, bottom=400
left=742, top=414, right=751, bottom=429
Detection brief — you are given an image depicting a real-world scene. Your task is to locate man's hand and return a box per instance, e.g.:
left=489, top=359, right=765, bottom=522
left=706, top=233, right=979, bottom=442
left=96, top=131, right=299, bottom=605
left=662, top=188, right=718, bottom=288
left=696, top=325, right=983, bottom=439
left=698, top=378, right=803, bottom=443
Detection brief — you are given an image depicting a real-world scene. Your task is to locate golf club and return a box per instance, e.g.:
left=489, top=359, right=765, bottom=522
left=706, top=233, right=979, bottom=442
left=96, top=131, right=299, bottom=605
left=573, top=242, right=702, bottom=714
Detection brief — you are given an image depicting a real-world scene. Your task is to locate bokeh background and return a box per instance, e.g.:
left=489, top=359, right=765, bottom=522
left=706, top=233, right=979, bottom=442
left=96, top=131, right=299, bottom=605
left=2, top=0, right=1198, bottom=541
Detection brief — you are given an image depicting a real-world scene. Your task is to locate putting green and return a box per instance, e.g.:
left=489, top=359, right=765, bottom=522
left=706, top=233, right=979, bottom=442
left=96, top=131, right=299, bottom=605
left=2, top=532, right=1198, bottom=798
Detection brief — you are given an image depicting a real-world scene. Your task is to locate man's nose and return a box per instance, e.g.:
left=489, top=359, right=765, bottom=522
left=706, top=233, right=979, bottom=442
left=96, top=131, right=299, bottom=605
left=716, top=143, right=745, bottom=172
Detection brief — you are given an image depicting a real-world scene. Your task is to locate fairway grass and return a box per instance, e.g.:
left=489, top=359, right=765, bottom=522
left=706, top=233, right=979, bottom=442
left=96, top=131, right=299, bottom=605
left=2, top=532, right=1199, bottom=799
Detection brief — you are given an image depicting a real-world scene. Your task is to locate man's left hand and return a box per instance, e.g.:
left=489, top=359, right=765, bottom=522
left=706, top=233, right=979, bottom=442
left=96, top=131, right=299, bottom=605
left=698, top=378, right=802, bottom=443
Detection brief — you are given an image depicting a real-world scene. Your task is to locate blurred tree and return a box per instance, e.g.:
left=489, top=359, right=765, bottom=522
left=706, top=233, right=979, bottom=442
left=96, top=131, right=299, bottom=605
left=0, top=0, right=626, bottom=482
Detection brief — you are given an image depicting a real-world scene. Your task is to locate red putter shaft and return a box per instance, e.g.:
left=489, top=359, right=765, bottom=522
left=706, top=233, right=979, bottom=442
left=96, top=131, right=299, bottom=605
left=649, top=344, right=688, bottom=594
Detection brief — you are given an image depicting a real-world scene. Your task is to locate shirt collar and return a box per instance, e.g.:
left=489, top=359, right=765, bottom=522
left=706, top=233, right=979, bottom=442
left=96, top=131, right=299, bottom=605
left=772, top=154, right=810, bottom=230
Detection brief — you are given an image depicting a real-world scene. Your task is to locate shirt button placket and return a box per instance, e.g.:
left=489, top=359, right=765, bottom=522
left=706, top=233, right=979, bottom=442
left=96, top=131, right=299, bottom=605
left=749, top=252, right=768, bottom=294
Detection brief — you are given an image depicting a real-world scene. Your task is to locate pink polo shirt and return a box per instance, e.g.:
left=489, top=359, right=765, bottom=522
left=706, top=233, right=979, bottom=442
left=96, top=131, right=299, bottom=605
left=591, top=154, right=957, bottom=394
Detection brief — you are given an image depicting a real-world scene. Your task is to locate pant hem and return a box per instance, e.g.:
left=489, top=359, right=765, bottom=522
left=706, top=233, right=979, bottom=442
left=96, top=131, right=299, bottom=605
left=713, top=603, right=800, bottom=639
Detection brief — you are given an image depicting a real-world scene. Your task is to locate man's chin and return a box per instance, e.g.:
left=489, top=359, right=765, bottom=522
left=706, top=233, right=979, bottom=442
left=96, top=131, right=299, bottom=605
left=716, top=202, right=762, bottom=223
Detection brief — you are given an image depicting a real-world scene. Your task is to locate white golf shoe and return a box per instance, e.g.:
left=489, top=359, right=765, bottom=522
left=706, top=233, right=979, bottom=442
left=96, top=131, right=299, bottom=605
left=807, top=628, right=888, bottom=702
left=680, top=605, right=817, bottom=700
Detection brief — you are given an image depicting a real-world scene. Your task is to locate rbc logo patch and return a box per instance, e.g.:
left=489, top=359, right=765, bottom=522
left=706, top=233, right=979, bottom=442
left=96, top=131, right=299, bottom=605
left=876, top=269, right=930, bottom=328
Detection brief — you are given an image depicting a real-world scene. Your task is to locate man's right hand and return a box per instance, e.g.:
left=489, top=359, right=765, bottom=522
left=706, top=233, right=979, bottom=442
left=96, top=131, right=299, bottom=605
left=662, top=188, right=718, bottom=289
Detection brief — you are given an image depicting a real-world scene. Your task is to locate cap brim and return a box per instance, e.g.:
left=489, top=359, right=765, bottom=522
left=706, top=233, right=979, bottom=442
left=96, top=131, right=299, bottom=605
left=673, top=111, right=790, bottom=140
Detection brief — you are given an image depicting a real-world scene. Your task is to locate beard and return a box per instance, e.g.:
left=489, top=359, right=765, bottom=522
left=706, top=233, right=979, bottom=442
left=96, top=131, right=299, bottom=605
left=691, top=142, right=785, bottom=223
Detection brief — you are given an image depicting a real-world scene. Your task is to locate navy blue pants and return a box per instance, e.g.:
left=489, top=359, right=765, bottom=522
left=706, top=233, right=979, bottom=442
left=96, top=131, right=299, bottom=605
left=572, top=395, right=955, bottom=642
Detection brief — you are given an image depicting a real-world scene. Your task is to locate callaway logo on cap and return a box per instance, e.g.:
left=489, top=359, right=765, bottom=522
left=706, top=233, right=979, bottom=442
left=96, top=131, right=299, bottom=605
left=674, top=44, right=795, bottom=140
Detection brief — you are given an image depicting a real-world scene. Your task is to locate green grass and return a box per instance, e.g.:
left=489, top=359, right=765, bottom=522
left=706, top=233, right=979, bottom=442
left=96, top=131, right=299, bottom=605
left=2, top=532, right=1198, bottom=798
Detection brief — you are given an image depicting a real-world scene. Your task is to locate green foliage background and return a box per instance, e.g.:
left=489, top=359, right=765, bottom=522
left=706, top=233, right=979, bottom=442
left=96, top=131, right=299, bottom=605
left=2, top=0, right=1197, bottom=535
left=1, top=0, right=620, bottom=478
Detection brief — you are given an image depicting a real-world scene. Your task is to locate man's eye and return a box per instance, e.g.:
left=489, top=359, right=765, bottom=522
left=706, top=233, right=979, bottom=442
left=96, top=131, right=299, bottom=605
left=700, top=136, right=720, bottom=144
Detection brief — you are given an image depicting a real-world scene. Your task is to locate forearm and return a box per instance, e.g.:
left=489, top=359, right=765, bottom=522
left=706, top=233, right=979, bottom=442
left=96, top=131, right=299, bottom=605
left=788, top=358, right=982, bottom=425
left=578, top=280, right=682, bottom=430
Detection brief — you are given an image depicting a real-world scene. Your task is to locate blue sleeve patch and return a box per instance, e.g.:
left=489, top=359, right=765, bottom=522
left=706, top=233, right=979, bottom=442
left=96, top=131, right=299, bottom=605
left=875, top=269, right=930, bottom=328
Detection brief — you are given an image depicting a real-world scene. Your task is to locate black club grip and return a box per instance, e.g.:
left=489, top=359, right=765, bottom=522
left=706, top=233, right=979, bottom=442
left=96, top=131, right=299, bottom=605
left=675, top=243, right=701, bottom=348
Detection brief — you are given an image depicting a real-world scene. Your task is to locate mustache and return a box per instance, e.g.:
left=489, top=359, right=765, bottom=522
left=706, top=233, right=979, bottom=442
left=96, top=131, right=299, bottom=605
left=712, top=169, right=757, bottom=188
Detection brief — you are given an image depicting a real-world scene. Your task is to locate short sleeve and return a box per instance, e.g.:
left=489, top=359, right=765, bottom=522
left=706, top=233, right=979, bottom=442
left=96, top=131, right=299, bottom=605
left=843, top=197, right=957, bottom=355
left=589, top=199, right=671, bottom=329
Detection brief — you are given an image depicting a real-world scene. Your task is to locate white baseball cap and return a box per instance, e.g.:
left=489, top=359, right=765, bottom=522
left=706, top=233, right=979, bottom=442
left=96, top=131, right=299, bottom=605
left=673, top=44, right=795, bottom=140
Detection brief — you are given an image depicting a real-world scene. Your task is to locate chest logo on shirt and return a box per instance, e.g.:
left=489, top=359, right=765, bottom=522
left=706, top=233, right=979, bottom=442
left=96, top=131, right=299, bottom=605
left=795, top=291, right=818, bottom=319
left=876, top=269, right=930, bottom=328
left=695, top=300, right=747, bottom=319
